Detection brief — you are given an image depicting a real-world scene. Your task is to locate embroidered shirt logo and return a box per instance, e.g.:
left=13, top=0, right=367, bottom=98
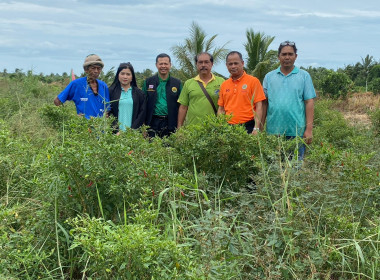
left=147, top=84, right=155, bottom=91
left=80, top=98, right=88, bottom=102
left=172, top=87, right=178, bottom=93
left=242, top=84, right=248, bottom=90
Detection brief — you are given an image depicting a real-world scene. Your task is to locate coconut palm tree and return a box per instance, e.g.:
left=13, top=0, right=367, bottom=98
left=361, top=54, right=374, bottom=92
left=171, top=21, right=229, bottom=80
left=244, top=29, right=277, bottom=82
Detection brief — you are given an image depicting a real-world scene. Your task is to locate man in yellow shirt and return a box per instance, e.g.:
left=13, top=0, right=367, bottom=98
left=177, top=52, right=224, bottom=127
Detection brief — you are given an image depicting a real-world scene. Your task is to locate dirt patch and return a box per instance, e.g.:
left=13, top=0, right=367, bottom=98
left=342, top=112, right=371, bottom=128
left=334, top=92, right=380, bottom=113
left=333, top=92, right=379, bottom=127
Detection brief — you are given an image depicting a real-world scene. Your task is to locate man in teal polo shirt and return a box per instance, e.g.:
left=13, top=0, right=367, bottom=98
left=177, top=52, right=224, bottom=127
left=263, top=41, right=316, bottom=160
left=143, top=53, right=182, bottom=137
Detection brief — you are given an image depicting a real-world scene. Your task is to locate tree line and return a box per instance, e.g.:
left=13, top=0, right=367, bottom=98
left=1, top=21, right=379, bottom=97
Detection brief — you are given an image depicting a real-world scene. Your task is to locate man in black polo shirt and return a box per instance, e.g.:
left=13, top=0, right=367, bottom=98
left=142, top=53, right=182, bottom=137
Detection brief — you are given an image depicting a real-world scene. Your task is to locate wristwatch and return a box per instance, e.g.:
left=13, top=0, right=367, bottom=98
left=253, top=127, right=260, bottom=131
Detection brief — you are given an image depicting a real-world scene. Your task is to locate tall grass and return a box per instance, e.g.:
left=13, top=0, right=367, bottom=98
left=0, top=76, right=379, bottom=279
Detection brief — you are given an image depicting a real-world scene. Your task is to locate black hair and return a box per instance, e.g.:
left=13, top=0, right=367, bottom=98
left=278, top=41, right=297, bottom=55
left=109, top=62, right=137, bottom=92
left=226, top=51, right=243, bottom=62
left=156, top=53, right=171, bottom=63
left=194, top=52, right=214, bottom=64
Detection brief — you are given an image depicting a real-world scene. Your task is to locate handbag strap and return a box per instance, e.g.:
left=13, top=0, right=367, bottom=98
left=197, top=81, right=217, bottom=115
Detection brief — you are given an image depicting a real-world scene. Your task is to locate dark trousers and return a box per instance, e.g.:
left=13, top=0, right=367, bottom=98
left=243, top=119, right=255, bottom=134
left=148, top=115, right=174, bottom=138
left=230, top=119, right=255, bottom=133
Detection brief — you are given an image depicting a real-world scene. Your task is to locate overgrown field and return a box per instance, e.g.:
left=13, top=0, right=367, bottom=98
left=0, top=75, right=379, bottom=279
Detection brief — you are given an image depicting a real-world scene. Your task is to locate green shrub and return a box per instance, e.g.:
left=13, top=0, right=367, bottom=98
left=0, top=97, right=20, bottom=119
left=369, top=64, right=380, bottom=80
left=320, top=70, right=353, bottom=98
left=1, top=74, right=380, bottom=279
left=69, top=215, right=197, bottom=280
left=370, top=77, right=380, bottom=94
left=0, top=120, right=41, bottom=199
left=304, top=66, right=330, bottom=91
left=168, top=116, right=266, bottom=190
left=313, top=100, right=355, bottom=148
left=43, top=117, right=185, bottom=220
left=370, top=108, right=380, bottom=135
left=39, top=104, right=77, bottom=129
left=0, top=204, right=57, bottom=279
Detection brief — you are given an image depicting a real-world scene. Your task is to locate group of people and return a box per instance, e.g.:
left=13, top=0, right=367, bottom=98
left=54, top=41, right=316, bottom=160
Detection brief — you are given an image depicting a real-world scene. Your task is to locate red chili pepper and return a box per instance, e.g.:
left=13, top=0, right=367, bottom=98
left=180, top=191, right=185, bottom=197
left=128, top=150, right=133, bottom=155
left=87, top=181, right=93, bottom=187
left=68, top=186, right=72, bottom=191
left=341, top=162, right=344, bottom=166
left=152, top=189, right=155, bottom=197
left=143, top=170, right=147, bottom=177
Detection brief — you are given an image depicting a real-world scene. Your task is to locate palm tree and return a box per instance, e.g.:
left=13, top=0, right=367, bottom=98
left=171, top=21, right=229, bottom=80
left=361, top=54, right=374, bottom=92
left=244, top=29, right=277, bottom=82
left=99, top=67, right=115, bottom=86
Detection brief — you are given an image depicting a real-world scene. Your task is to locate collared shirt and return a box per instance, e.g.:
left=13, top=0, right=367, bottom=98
left=118, top=87, right=133, bottom=130
left=218, top=71, right=266, bottom=124
left=153, top=75, right=169, bottom=116
left=57, top=77, right=110, bottom=119
left=142, top=75, right=171, bottom=116
left=263, top=66, right=316, bottom=136
left=194, top=74, right=215, bottom=87
left=178, top=73, right=224, bottom=126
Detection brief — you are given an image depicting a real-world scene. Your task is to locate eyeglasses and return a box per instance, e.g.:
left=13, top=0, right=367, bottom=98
left=280, top=41, right=295, bottom=46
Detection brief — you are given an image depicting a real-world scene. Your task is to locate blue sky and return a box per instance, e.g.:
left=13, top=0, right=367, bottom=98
left=0, top=0, right=379, bottom=77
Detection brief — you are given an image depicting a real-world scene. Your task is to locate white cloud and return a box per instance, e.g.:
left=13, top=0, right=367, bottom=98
left=0, top=1, right=72, bottom=14
left=0, top=0, right=379, bottom=74
left=279, top=11, right=353, bottom=18
left=345, top=9, right=380, bottom=18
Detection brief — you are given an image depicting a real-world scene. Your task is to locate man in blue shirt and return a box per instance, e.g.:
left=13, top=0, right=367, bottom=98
left=263, top=41, right=316, bottom=160
left=54, top=54, right=110, bottom=119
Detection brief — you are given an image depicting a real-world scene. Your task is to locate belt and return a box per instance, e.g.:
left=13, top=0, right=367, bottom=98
left=153, top=115, right=168, bottom=120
